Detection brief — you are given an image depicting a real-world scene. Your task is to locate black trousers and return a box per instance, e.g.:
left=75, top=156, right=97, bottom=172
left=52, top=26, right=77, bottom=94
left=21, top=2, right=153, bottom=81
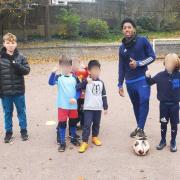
left=160, top=102, right=179, bottom=124
left=77, top=98, right=85, bottom=127
left=82, top=110, right=102, bottom=142
left=160, top=102, right=179, bottom=143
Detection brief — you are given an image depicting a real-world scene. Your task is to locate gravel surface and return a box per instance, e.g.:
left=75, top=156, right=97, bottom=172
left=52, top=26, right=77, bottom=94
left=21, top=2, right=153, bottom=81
left=0, top=61, right=179, bottom=180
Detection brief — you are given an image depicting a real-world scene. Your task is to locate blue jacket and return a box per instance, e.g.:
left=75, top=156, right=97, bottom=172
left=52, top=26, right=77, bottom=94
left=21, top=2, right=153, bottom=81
left=49, top=73, right=80, bottom=109
left=146, top=70, right=180, bottom=103
left=118, top=36, right=156, bottom=88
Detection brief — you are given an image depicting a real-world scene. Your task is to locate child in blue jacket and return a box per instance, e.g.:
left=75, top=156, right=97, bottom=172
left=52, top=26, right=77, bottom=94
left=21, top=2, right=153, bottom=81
left=48, top=55, right=80, bottom=152
left=146, top=53, right=180, bottom=152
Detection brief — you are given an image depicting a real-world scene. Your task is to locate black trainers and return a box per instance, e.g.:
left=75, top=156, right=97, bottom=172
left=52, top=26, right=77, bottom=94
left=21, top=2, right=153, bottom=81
left=69, top=133, right=81, bottom=140
left=58, top=143, right=66, bottom=152
left=20, top=129, right=29, bottom=141
left=170, top=141, right=177, bottom=152
left=130, top=128, right=138, bottom=138
left=4, top=132, right=13, bottom=143
left=71, top=138, right=81, bottom=146
left=136, top=128, right=147, bottom=138
left=156, top=140, right=166, bottom=150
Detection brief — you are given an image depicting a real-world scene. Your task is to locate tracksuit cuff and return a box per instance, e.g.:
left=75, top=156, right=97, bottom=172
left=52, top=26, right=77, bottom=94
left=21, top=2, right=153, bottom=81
left=136, top=61, right=140, bottom=67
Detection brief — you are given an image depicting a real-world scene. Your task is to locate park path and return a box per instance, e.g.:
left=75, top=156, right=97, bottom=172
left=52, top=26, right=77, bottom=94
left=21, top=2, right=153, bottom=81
left=0, top=60, right=180, bottom=180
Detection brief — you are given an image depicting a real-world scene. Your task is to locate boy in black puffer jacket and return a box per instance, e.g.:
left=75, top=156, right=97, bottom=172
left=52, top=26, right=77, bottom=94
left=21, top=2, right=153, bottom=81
left=0, top=33, right=30, bottom=143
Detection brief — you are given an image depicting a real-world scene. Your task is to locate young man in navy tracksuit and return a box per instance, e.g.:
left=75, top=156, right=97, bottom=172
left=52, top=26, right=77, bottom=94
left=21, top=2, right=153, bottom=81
left=146, top=53, right=180, bottom=152
left=118, top=19, right=156, bottom=138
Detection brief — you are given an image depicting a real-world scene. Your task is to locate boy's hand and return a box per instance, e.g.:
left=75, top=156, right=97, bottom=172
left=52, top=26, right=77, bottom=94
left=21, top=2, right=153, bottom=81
left=104, top=110, right=108, bottom=115
left=52, top=67, right=58, bottom=73
left=69, top=98, right=77, bottom=105
left=145, top=70, right=151, bottom=77
left=119, top=88, right=125, bottom=97
left=129, top=58, right=137, bottom=69
left=11, top=61, right=20, bottom=68
left=87, top=77, right=92, bottom=84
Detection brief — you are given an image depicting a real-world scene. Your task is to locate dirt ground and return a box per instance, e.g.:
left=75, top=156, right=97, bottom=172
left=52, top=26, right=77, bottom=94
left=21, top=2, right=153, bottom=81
left=0, top=60, right=180, bottom=180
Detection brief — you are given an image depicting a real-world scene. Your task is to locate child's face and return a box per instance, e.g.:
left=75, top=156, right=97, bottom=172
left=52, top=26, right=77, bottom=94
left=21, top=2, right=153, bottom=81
left=165, top=59, right=177, bottom=73
left=3, top=40, right=17, bottom=53
left=89, top=67, right=101, bottom=79
left=61, top=64, right=72, bottom=75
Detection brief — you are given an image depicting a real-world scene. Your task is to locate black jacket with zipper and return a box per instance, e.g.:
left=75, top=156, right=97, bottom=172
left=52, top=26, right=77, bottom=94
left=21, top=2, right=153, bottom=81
left=0, top=47, right=30, bottom=97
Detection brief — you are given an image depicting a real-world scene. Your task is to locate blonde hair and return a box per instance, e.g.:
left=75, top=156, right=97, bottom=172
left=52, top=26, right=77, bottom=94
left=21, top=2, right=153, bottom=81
left=3, top=33, right=17, bottom=43
left=164, top=53, right=180, bottom=71
left=59, top=55, right=72, bottom=66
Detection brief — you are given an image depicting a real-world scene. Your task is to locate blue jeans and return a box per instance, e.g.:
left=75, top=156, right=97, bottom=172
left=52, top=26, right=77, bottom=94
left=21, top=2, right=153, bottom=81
left=126, top=79, right=150, bottom=129
left=1, top=95, right=27, bottom=132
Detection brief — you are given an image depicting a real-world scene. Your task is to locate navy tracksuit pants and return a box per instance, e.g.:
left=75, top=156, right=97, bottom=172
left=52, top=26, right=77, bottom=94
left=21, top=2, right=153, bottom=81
left=126, top=79, right=150, bottom=129
left=160, top=102, right=179, bottom=144
left=82, top=110, right=102, bottom=142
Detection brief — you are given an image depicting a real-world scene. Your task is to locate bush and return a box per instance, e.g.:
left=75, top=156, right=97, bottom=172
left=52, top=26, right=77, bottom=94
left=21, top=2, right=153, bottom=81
left=160, top=22, right=176, bottom=31
left=57, top=8, right=80, bottom=39
left=109, top=26, right=121, bottom=35
left=86, top=18, right=109, bottom=38
left=136, top=25, right=148, bottom=33
left=136, top=16, right=156, bottom=31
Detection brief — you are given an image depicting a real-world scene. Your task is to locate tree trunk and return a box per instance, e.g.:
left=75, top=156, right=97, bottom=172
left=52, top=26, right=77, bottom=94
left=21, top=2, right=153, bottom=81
left=23, top=13, right=28, bottom=42
left=44, top=5, right=50, bottom=40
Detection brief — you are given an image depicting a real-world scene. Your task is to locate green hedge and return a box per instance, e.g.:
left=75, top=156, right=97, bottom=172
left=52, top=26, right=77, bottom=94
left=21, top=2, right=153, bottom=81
left=86, top=18, right=109, bottom=38
left=57, top=8, right=80, bottom=39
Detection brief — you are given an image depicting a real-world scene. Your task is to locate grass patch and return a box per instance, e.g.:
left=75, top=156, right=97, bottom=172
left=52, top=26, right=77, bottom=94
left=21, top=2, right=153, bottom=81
left=18, top=31, right=180, bottom=48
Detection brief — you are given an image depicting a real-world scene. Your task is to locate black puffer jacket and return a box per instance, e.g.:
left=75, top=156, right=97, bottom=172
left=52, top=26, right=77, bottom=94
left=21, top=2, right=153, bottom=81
left=0, top=47, right=30, bottom=97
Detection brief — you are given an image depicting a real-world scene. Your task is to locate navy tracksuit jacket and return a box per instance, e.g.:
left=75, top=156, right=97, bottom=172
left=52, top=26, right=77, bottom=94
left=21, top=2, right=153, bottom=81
left=118, top=36, right=156, bottom=129
left=146, top=70, right=180, bottom=124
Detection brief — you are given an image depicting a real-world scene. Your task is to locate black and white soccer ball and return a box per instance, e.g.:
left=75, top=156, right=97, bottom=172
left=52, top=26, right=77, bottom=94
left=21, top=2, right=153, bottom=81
left=133, top=138, right=150, bottom=156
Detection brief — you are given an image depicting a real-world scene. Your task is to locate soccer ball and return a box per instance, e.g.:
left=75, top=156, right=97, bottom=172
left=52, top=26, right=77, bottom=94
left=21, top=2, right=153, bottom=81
left=133, top=138, right=150, bottom=156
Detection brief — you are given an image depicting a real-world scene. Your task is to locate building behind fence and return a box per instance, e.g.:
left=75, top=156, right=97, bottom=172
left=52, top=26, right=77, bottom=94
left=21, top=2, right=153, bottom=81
left=0, top=0, right=179, bottom=40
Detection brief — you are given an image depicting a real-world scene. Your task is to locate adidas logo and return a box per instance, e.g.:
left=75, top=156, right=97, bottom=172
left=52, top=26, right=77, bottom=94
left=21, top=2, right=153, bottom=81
left=160, top=117, right=168, bottom=123
left=124, top=49, right=127, bottom=52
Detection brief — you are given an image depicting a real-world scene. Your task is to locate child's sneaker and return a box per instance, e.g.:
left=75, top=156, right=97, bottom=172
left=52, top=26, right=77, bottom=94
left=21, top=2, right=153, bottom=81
left=92, top=137, right=102, bottom=146
left=58, top=143, right=66, bottom=152
left=69, top=133, right=81, bottom=140
left=4, top=132, right=13, bottom=143
left=170, top=141, right=177, bottom=152
left=79, top=142, right=88, bottom=153
left=156, top=140, right=166, bottom=150
left=71, top=138, right=80, bottom=146
left=20, top=129, right=29, bottom=141
left=69, top=134, right=81, bottom=140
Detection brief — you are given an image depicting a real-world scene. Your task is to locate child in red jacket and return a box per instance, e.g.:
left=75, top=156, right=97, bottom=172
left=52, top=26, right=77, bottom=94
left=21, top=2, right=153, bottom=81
left=72, top=57, right=89, bottom=130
